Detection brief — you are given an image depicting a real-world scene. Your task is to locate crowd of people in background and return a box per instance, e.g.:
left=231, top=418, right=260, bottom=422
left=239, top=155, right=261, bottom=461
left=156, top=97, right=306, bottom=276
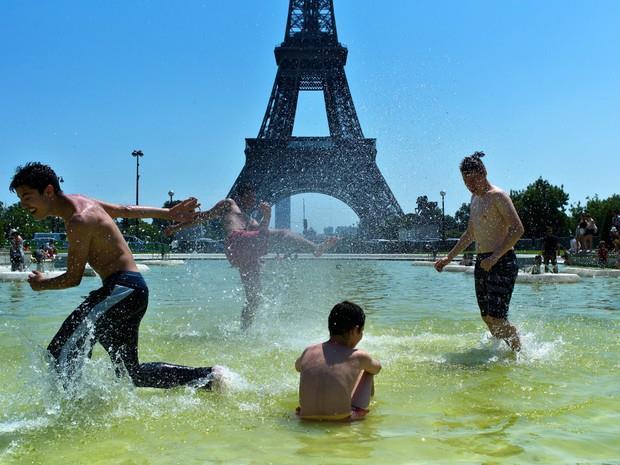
left=5, top=229, right=58, bottom=272
left=528, top=210, right=620, bottom=273
left=563, top=209, right=620, bottom=268
left=4, top=211, right=620, bottom=275
left=575, top=212, right=598, bottom=252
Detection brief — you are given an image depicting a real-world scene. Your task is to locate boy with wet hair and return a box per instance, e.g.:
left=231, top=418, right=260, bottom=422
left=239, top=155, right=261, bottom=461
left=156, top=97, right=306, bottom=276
left=10, top=162, right=223, bottom=389
left=435, top=151, right=524, bottom=351
left=295, top=301, right=381, bottom=421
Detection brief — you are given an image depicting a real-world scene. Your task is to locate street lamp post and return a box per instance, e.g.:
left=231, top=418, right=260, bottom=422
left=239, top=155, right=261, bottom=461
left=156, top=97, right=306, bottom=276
left=440, top=190, right=446, bottom=243
left=168, top=190, right=174, bottom=204
left=131, top=150, right=144, bottom=205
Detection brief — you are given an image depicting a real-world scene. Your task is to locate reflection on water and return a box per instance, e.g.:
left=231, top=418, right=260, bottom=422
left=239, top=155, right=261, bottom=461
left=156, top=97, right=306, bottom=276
left=1, top=260, right=619, bottom=464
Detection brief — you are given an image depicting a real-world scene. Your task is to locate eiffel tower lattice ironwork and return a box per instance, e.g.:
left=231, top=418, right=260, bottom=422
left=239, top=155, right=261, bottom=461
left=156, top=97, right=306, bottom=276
left=228, top=0, right=403, bottom=237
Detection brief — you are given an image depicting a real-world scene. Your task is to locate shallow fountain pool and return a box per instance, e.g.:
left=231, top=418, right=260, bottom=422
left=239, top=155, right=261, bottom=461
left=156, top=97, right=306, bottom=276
left=1, top=259, right=618, bottom=464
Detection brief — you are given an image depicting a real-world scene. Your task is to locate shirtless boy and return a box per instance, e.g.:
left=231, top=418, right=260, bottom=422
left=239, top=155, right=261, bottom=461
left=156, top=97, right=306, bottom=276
left=10, top=162, right=220, bottom=389
left=295, top=301, right=381, bottom=421
left=167, top=183, right=337, bottom=328
left=434, top=152, right=524, bottom=351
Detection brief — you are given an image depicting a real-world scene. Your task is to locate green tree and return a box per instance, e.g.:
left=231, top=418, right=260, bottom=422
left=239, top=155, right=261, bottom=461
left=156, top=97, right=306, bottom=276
left=510, top=178, right=569, bottom=238
left=124, top=220, right=161, bottom=242
left=0, top=202, right=58, bottom=244
left=443, top=214, right=460, bottom=238
left=0, top=201, right=7, bottom=247
left=454, top=202, right=470, bottom=232
left=415, top=196, right=441, bottom=224
left=399, top=213, right=417, bottom=230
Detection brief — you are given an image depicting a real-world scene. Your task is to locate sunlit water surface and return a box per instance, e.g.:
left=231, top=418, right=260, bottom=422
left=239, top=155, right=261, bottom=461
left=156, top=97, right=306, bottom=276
left=1, top=260, right=619, bottom=464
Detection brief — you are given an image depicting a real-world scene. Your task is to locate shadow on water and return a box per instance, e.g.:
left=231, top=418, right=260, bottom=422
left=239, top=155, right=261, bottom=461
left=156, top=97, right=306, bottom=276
left=443, top=346, right=516, bottom=368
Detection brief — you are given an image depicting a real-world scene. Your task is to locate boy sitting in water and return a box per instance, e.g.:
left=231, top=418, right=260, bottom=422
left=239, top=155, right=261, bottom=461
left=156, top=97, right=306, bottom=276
left=295, top=301, right=381, bottom=421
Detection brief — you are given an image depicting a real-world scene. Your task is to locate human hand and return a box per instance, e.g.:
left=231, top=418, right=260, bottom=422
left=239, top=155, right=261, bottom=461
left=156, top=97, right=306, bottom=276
left=169, top=197, right=200, bottom=223
left=258, top=202, right=271, bottom=222
left=480, top=255, right=498, bottom=272
left=27, top=270, right=46, bottom=291
left=434, top=257, right=451, bottom=272
left=258, top=201, right=271, bottom=215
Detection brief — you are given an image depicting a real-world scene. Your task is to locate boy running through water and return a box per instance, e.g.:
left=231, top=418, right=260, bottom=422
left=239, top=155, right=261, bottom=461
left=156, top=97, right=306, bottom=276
left=295, top=301, right=381, bottom=421
left=10, top=162, right=222, bottom=389
left=167, top=183, right=338, bottom=329
left=434, top=152, right=524, bottom=351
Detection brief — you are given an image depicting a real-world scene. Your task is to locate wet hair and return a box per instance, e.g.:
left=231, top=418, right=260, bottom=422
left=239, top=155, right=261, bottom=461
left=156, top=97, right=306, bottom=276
left=9, top=162, right=62, bottom=194
left=328, top=301, right=365, bottom=336
left=460, top=151, right=487, bottom=174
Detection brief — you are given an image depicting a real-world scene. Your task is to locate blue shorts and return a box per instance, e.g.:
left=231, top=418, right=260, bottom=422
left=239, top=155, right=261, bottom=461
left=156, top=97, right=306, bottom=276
left=474, top=251, right=518, bottom=319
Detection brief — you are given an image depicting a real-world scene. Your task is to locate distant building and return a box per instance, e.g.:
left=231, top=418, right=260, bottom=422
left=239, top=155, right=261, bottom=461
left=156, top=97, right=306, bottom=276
left=303, top=227, right=317, bottom=241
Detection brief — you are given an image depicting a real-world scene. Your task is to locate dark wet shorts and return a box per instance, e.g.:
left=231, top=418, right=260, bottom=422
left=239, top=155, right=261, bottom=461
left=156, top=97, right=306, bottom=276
left=474, top=250, right=518, bottom=319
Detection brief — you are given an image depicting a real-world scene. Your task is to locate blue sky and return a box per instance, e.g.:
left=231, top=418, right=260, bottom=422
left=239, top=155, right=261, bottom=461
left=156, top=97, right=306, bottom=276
left=1, top=0, right=618, bottom=233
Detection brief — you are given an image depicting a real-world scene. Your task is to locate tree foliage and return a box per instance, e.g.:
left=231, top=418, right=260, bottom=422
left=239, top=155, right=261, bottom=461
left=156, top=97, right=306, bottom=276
left=1, top=202, right=61, bottom=247
left=454, top=202, right=470, bottom=232
left=510, top=178, right=569, bottom=238
left=415, top=196, right=441, bottom=224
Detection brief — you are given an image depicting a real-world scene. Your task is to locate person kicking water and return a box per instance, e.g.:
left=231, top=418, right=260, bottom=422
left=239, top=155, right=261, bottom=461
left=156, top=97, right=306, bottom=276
left=434, top=152, right=524, bottom=351
left=10, top=162, right=224, bottom=389
left=166, top=183, right=338, bottom=329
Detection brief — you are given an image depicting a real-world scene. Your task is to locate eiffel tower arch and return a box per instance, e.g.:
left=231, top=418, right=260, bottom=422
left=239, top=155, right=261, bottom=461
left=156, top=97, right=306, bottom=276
left=229, top=0, right=403, bottom=237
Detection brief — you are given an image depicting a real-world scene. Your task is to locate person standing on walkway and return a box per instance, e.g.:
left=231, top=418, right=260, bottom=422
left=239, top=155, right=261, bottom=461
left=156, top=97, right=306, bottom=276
left=9, top=229, right=25, bottom=271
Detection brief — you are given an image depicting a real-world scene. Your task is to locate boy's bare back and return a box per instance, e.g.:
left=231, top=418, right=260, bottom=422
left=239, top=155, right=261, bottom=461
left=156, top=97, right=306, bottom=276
left=296, top=342, right=379, bottom=419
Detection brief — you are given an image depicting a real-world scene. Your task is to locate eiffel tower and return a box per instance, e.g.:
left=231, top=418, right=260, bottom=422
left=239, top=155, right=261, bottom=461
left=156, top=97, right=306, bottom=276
left=228, top=0, right=403, bottom=237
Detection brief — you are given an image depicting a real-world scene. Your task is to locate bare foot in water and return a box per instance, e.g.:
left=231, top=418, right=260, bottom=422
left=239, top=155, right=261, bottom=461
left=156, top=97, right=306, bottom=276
left=314, top=236, right=339, bottom=257
left=202, top=365, right=232, bottom=393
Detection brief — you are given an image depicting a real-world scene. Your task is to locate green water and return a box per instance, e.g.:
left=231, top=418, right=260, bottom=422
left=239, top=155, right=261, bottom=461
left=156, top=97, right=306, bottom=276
left=1, top=260, right=619, bottom=464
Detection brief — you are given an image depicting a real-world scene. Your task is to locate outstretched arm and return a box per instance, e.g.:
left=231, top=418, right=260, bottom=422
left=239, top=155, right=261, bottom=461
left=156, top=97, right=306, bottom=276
left=165, top=199, right=232, bottom=236
left=98, top=197, right=199, bottom=222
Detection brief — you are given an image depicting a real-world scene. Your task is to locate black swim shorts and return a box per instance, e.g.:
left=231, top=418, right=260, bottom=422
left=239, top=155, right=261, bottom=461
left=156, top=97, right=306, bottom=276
left=47, top=271, right=213, bottom=388
left=474, top=250, right=519, bottom=319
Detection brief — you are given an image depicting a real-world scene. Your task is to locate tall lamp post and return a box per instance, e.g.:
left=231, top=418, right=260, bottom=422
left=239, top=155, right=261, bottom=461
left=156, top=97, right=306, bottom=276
left=168, top=190, right=174, bottom=204
left=131, top=150, right=144, bottom=205
left=440, top=190, right=446, bottom=243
